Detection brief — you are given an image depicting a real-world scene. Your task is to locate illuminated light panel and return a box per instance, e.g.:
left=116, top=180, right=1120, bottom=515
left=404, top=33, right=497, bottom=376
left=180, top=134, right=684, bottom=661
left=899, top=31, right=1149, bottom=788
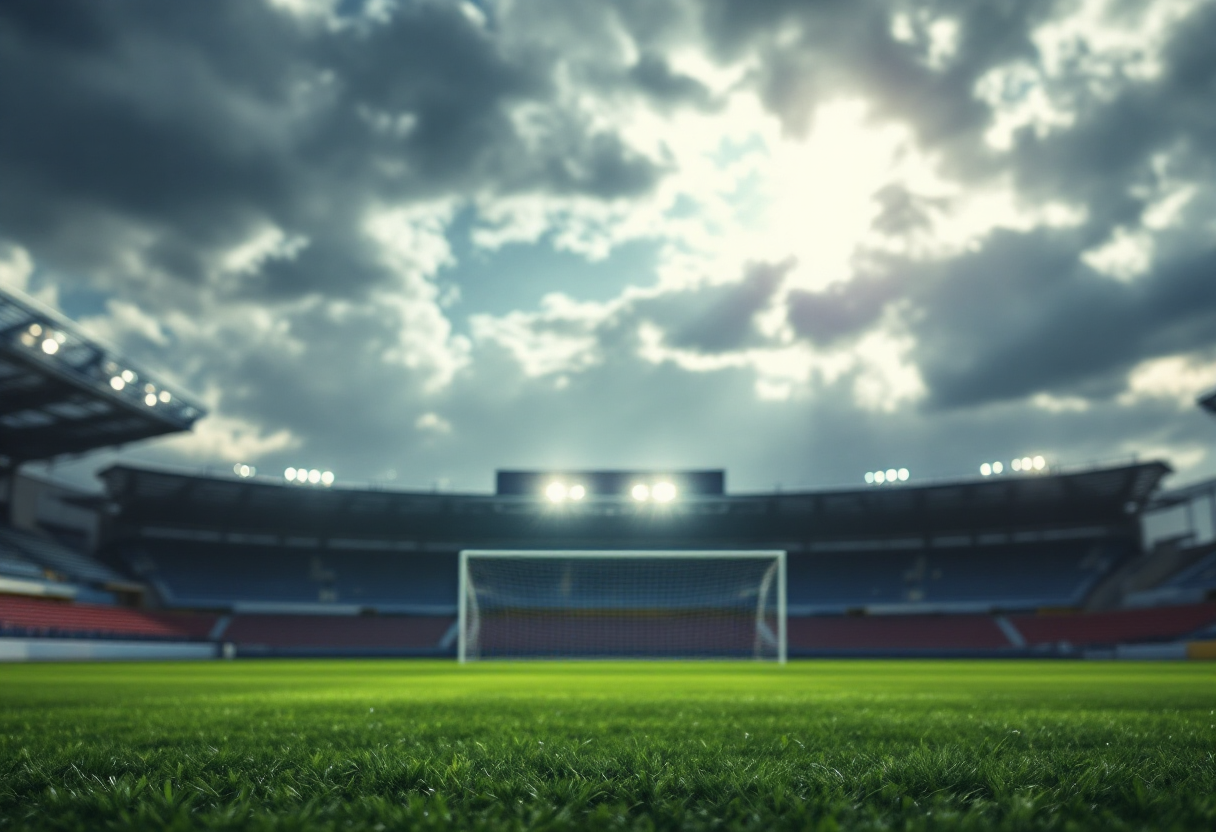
left=652, top=481, right=677, bottom=503
left=631, top=483, right=650, bottom=501
left=545, top=481, right=567, bottom=503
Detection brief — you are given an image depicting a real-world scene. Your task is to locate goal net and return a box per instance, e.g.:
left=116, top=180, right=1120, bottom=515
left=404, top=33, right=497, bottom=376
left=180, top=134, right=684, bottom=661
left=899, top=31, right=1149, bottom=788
left=458, top=550, right=786, bottom=662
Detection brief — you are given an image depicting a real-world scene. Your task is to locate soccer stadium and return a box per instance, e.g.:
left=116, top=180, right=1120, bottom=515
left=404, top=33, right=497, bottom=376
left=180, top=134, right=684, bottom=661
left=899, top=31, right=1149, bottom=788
left=3, top=281, right=1216, bottom=829
left=5, top=1, right=1216, bottom=826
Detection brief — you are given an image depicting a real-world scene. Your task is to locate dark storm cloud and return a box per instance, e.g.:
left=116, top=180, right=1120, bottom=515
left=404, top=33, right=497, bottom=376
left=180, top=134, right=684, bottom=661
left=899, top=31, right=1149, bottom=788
left=786, top=272, right=900, bottom=347
left=636, top=260, right=790, bottom=353
left=0, top=0, right=664, bottom=299
left=906, top=231, right=1216, bottom=409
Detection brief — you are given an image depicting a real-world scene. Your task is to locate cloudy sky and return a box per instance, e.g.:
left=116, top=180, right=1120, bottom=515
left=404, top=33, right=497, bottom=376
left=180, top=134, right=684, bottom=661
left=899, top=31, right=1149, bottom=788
left=3, top=0, right=1215, bottom=493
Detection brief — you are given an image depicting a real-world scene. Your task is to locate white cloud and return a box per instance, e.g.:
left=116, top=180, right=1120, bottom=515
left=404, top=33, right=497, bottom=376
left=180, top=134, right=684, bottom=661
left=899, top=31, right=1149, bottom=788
left=1121, top=354, right=1216, bottom=408
left=415, top=412, right=453, bottom=435
left=1081, top=226, right=1154, bottom=282
left=0, top=243, right=33, bottom=293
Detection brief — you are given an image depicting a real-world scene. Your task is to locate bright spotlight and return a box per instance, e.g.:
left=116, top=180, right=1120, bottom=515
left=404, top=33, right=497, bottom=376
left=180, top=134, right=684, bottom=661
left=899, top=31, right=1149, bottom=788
left=284, top=467, right=297, bottom=480
left=321, top=471, right=335, bottom=486
left=308, top=469, right=321, bottom=484
left=545, top=481, right=567, bottom=503
left=885, top=468, right=897, bottom=482
left=28, top=323, right=42, bottom=336
left=109, top=376, right=125, bottom=391
left=568, top=484, right=586, bottom=500
left=41, top=338, right=59, bottom=355
left=631, top=483, right=650, bottom=501
left=1033, top=455, right=1046, bottom=470
left=980, top=463, right=992, bottom=476
left=992, top=461, right=1004, bottom=474
left=898, top=468, right=909, bottom=481
left=864, top=472, right=875, bottom=484
left=144, top=393, right=157, bottom=406
left=1012, top=458, right=1022, bottom=472
left=158, top=390, right=171, bottom=403
left=652, top=481, right=677, bottom=503
left=296, top=469, right=309, bottom=483
left=121, top=369, right=136, bottom=383
left=1021, top=457, right=1032, bottom=471
left=874, top=470, right=886, bottom=483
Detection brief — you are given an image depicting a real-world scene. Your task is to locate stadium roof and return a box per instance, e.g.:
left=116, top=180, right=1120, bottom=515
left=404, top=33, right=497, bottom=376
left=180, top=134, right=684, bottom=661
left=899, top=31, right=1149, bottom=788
left=101, top=460, right=1170, bottom=548
left=0, top=284, right=205, bottom=464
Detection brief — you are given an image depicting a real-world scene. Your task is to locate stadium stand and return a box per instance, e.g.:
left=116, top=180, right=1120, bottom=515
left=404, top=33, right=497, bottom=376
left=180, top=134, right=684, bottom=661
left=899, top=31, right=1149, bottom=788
left=787, top=614, right=1011, bottom=652
left=0, top=525, right=125, bottom=585
left=222, top=614, right=453, bottom=654
left=0, top=595, right=215, bottom=640
left=1009, top=603, right=1216, bottom=648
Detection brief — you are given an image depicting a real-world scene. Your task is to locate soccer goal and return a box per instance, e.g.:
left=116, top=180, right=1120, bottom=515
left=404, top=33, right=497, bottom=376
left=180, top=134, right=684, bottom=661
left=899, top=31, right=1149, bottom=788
left=458, top=550, right=786, bottom=662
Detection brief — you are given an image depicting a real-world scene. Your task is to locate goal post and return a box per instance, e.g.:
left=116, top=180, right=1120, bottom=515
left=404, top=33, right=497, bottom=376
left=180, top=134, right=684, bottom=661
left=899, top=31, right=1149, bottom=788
left=458, top=550, right=786, bottom=663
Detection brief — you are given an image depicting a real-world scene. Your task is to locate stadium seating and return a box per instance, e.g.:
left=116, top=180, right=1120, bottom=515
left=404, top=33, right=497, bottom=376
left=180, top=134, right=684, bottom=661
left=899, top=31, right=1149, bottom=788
left=125, top=542, right=457, bottom=611
left=787, top=541, right=1128, bottom=612
left=1008, top=603, right=1216, bottom=647
left=0, top=526, right=126, bottom=585
left=0, top=595, right=216, bottom=640
left=221, top=614, right=453, bottom=651
left=787, top=614, right=1011, bottom=651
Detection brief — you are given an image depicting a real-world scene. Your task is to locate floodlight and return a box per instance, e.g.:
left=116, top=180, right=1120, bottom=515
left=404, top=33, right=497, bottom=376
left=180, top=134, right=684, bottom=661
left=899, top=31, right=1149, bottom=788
left=545, top=481, right=567, bottom=503
left=1020, top=457, right=1031, bottom=471
left=980, top=463, right=992, bottom=476
left=864, top=472, right=875, bottom=484
left=144, top=393, right=157, bottom=406
left=653, top=481, right=677, bottom=502
left=1012, top=458, right=1022, bottom=471
left=121, top=369, right=136, bottom=383
left=1033, top=455, right=1045, bottom=470
left=145, top=383, right=155, bottom=393
left=284, top=467, right=297, bottom=480
left=296, top=469, right=309, bottom=482
left=631, top=483, right=650, bottom=501
left=885, top=468, right=897, bottom=482
left=19, top=332, right=35, bottom=347
left=41, top=338, right=59, bottom=355
left=898, top=468, right=909, bottom=481
left=110, top=376, right=125, bottom=391
left=159, top=390, right=171, bottom=403
left=28, top=323, right=42, bottom=336
left=568, top=484, right=586, bottom=500
left=874, top=470, right=886, bottom=483
left=308, top=469, right=321, bottom=484
left=992, top=461, right=1003, bottom=474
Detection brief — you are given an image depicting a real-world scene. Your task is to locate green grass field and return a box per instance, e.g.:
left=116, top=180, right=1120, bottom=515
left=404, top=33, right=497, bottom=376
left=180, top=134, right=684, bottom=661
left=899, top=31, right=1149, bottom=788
left=1, top=660, right=1214, bottom=831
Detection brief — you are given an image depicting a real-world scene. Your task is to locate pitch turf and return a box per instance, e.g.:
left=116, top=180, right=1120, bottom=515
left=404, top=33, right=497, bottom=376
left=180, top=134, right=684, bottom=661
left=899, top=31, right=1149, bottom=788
left=1, top=660, right=1214, bottom=830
